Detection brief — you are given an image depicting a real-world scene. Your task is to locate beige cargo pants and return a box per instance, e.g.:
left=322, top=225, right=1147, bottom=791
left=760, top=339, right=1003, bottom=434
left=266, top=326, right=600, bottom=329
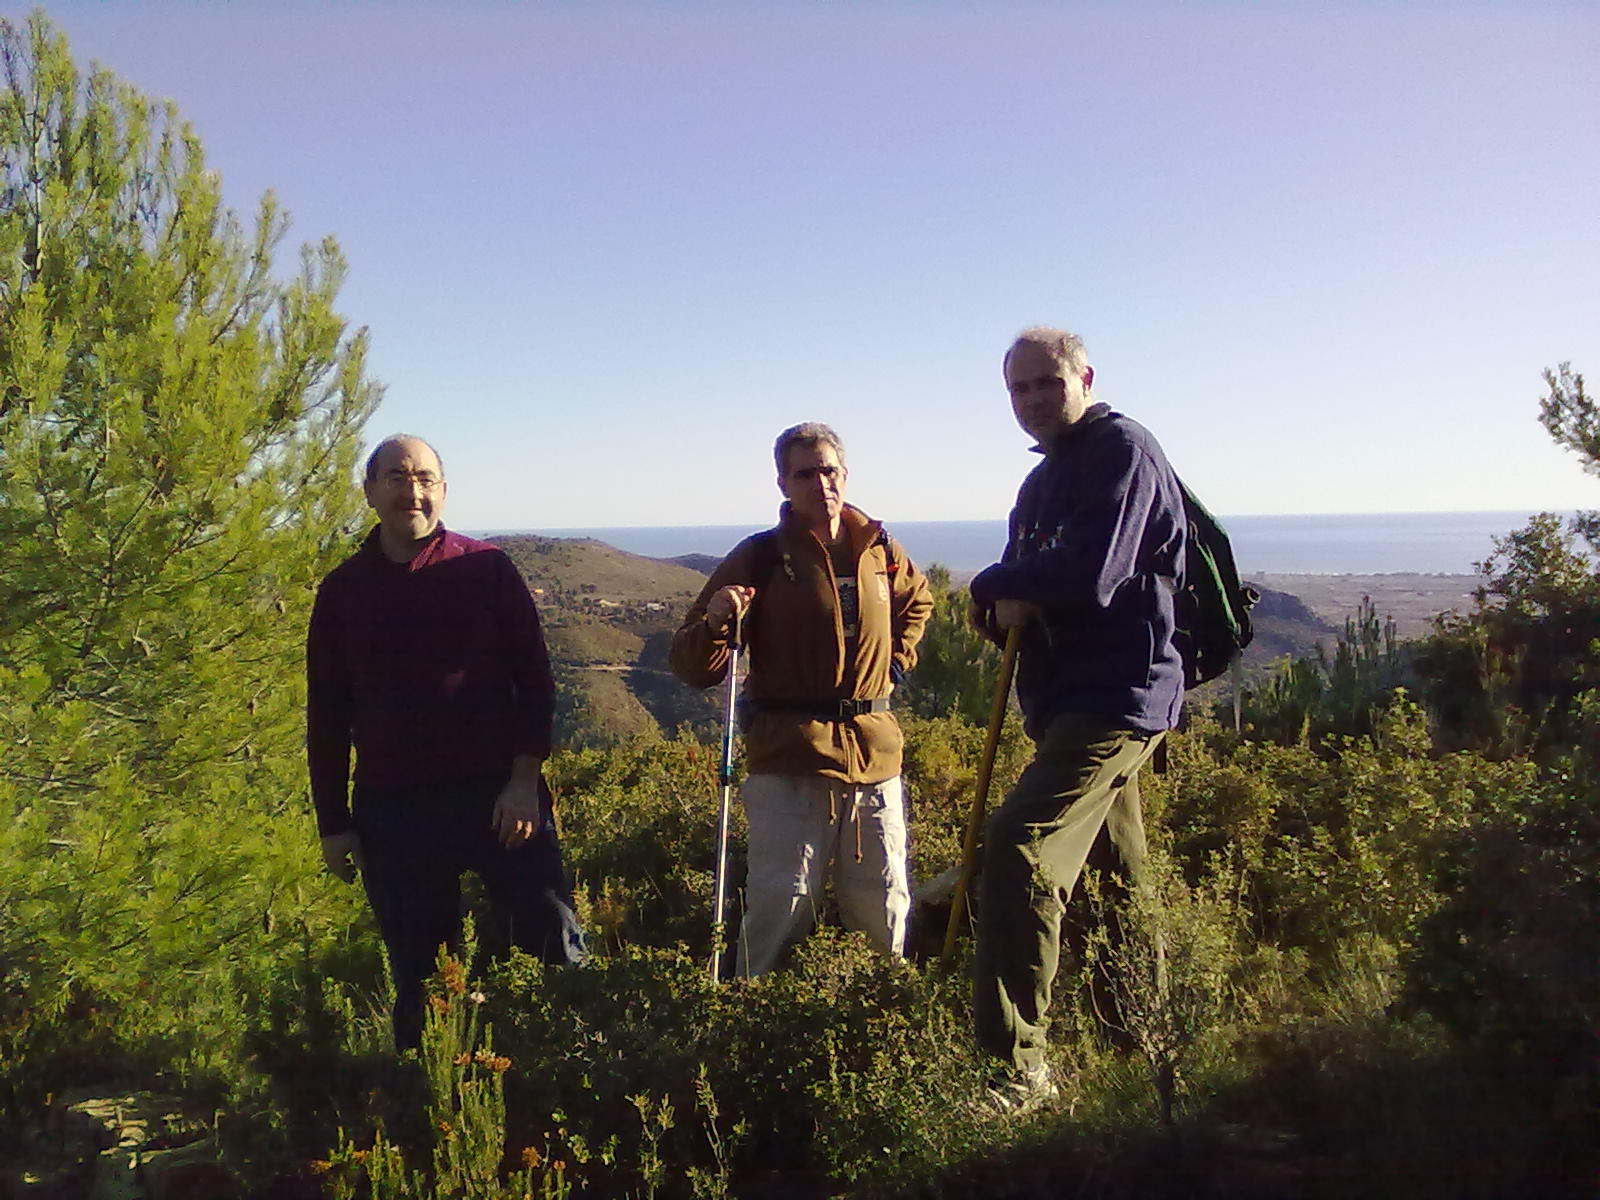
left=736, top=773, right=911, bottom=977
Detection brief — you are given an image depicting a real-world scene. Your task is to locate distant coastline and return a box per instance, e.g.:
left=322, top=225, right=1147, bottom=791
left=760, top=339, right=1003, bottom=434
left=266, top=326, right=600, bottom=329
left=475, top=511, right=1570, bottom=577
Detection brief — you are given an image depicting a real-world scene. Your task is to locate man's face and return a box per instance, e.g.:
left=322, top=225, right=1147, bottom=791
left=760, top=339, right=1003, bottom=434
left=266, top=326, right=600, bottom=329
left=363, top=437, right=447, bottom=547
left=1005, top=342, right=1091, bottom=444
left=778, top=441, right=847, bottom=532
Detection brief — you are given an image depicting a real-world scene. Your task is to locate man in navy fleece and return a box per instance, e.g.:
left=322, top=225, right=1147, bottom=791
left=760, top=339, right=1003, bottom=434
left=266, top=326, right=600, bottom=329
left=307, top=434, right=584, bottom=1051
left=966, top=328, right=1186, bottom=1112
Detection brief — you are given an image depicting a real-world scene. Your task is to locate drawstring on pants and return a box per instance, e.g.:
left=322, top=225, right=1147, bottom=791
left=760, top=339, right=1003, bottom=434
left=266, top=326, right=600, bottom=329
left=825, top=786, right=866, bottom=862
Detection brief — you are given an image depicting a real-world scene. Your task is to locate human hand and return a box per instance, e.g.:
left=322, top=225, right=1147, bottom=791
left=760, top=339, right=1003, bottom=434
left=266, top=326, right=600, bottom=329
left=967, top=597, right=1003, bottom=646
left=705, top=585, right=756, bottom=634
left=994, top=599, right=1042, bottom=631
left=492, top=766, right=545, bottom=848
left=321, top=831, right=363, bottom=883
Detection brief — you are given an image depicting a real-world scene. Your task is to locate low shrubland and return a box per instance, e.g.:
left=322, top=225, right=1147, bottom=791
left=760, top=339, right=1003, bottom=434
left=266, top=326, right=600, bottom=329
left=6, top=669, right=1596, bottom=1196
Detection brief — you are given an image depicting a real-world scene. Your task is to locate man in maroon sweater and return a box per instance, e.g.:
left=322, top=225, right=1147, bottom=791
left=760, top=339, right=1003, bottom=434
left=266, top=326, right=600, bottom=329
left=307, top=434, right=584, bottom=1050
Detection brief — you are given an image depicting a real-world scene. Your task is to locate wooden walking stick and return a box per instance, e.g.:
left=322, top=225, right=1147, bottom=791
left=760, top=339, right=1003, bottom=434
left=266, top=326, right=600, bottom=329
left=942, top=626, right=1021, bottom=961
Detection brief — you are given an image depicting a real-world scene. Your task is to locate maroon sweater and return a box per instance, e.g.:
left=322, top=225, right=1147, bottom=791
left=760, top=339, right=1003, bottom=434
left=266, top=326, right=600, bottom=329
left=306, top=527, right=554, bottom=836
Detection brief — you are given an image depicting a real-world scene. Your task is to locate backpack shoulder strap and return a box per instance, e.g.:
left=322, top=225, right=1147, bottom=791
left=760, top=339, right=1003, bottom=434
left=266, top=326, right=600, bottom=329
left=751, top=525, right=898, bottom=589
left=747, top=528, right=794, bottom=589
left=875, top=527, right=900, bottom=576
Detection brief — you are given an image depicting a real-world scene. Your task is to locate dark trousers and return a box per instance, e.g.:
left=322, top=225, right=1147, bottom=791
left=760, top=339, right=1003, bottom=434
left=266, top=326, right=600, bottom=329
left=353, top=774, right=586, bottom=1051
left=974, top=713, right=1161, bottom=1073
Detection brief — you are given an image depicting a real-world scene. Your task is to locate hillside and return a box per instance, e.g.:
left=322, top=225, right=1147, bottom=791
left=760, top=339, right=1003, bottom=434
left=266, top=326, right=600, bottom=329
left=491, top=535, right=722, bottom=742
left=494, top=533, right=1470, bottom=743
left=1244, top=582, right=1339, bottom=667
left=495, top=535, right=710, bottom=617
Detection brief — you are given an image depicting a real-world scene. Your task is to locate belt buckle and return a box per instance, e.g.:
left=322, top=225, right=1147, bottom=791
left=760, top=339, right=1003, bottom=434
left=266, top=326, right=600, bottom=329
left=840, top=698, right=864, bottom=718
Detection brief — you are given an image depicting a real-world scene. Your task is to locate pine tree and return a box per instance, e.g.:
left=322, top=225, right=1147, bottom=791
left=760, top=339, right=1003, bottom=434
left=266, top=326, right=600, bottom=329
left=1477, top=362, right=1600, bottom=618
left=0, top=11, right=380, bottom=801
left=1417, top=360, right=1600, bottom=755
left=895, top=564, right=1003, bottom=724
left=1538, top=362, right=1600, bottom=550
left=0, top=12, right=381, bottom=1095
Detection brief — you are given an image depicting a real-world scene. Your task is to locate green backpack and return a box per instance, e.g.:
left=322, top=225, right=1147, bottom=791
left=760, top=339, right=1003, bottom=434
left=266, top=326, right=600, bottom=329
left=1173, top=479, right=1259, bottom=689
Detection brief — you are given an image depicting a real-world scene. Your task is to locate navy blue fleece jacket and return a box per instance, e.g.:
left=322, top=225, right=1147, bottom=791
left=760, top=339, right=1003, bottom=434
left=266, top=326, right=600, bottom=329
left=970, top=404, right=1186, bottom=737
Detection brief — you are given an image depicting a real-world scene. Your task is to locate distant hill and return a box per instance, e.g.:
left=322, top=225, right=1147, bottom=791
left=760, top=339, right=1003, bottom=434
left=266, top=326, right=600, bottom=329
left=1252, top=572, right=1478, bottom=641
left=660, top=552, right=722, bottom=576
left=491, top=535, right=722, bottom=743
left=495, top=535, right=709, bottom=612
left=1245, top=582, right=1339, bottom=667
left=491, top=533, right=1370, bottom=743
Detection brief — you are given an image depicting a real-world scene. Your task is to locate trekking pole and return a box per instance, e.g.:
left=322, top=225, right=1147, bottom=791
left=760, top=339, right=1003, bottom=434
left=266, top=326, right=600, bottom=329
left=709, top=609, right=743, bottom=982
left=942, top=626, right=1021, bottom=962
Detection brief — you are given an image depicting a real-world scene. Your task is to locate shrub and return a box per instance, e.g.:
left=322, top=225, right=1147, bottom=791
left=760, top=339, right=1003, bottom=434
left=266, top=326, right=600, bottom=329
left=487, top=932, right=986, bottom=1195
left=548, top=733, right=727, bottom=955
left=1403, top=773, right=1600, bottom=1070
left=1163, top=698, right=1535, bottom=968
left=1079, top=849, right=1250, bottom=1131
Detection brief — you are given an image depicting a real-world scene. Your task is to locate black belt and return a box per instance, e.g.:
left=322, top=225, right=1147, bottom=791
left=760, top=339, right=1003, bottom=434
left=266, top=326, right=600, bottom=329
left=745, top=697, right=891, bottom=720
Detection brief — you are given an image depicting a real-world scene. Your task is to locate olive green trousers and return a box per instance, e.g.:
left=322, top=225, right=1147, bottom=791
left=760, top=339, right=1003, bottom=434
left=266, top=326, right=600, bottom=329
left=974, top=712, right=1163, bottom=1073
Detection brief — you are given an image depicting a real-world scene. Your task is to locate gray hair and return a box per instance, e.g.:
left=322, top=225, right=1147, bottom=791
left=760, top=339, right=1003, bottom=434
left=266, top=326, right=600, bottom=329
left=364, top=433, right=445, bottom=483
left=773, top=422, right=846, bottom=475
left=1004, top=326, right=1090, bottom=379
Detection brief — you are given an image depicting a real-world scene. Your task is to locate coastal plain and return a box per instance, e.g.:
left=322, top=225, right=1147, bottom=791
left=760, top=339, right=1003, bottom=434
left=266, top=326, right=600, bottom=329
left=1252, top=572, right=1482, bottom=642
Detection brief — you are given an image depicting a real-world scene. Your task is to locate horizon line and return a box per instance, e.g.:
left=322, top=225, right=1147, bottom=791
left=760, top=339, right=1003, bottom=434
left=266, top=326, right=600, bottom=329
left=470, top=507, right=1581, bottom=535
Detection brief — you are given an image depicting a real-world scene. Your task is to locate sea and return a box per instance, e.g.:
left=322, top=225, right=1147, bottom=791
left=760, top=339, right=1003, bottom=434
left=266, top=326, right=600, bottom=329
left=479, top=511, right=1576, bottom=577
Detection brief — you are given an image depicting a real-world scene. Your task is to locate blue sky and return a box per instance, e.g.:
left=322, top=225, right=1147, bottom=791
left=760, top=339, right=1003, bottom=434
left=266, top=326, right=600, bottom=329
left=26, top=1, right=1600, bottom=529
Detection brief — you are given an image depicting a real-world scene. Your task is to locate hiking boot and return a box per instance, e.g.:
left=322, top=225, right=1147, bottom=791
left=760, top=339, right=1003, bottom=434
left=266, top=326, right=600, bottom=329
left=981, top=1063, right=1060, bottom=1116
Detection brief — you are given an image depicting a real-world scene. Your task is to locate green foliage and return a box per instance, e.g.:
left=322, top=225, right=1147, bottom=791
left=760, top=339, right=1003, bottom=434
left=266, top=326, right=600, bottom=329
left=0, top=12, right=379, bottom=799
left=1233, top=597, right=1405, bottom=747
left=896, top=564, right=1002, bottom=724
left=1165, top=697, right=1535, bottom=964
left=548, top=732, right=725, bottom=955
left=1475, top=510, right=1600, bottom=621
left=1080, top=849, right=1249, bottom=1131
left=1417, top=516, right=1598, bottom=757
left=1538, top=361, right=1600, bottom=486
left=1403, top=752, right=1600, bottom=1065
left=320, top=942, right=572, bottom=1200
left=489, top=931, right=985, bottom=1195
left=899, top=710, right=1030, bottom=883
left=1412, top=361, right=1600, bottom=759
left=0, top=758, right=375, bottom=1111
left=0, top=7, right=377, bottom=1138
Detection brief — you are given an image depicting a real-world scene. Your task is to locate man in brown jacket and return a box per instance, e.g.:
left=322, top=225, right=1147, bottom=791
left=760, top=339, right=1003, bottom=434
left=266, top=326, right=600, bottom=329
left=671, top=422, right=933, bottom=976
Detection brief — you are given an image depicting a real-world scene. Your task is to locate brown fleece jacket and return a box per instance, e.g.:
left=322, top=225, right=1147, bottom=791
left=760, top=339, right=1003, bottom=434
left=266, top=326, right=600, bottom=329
left=670, top=503, right=933, bottom=784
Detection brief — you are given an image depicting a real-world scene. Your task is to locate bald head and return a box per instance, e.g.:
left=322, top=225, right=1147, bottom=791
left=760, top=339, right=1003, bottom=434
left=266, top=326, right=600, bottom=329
left=365, top=433, right=444, bottom=484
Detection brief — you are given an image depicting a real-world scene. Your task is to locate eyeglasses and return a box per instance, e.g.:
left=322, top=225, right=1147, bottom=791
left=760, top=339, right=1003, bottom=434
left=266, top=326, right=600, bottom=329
left=789, top=464, right=842, bottom=483
left=381, top=471, right=443, bottom=492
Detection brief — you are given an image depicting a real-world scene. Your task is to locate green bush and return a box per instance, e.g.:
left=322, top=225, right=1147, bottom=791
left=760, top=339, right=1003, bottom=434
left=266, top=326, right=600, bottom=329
left=1163, top=697, right=1535, bottom=967
left=0, top=756, right=371, bottom=1107
left=900, top=711, right=1031, bottom=884
left=1403, top=773, right=1600, bottom=1068
left=548, top=733, right=727, bottom=956
left=487, top=932, right=986, bottom=1195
